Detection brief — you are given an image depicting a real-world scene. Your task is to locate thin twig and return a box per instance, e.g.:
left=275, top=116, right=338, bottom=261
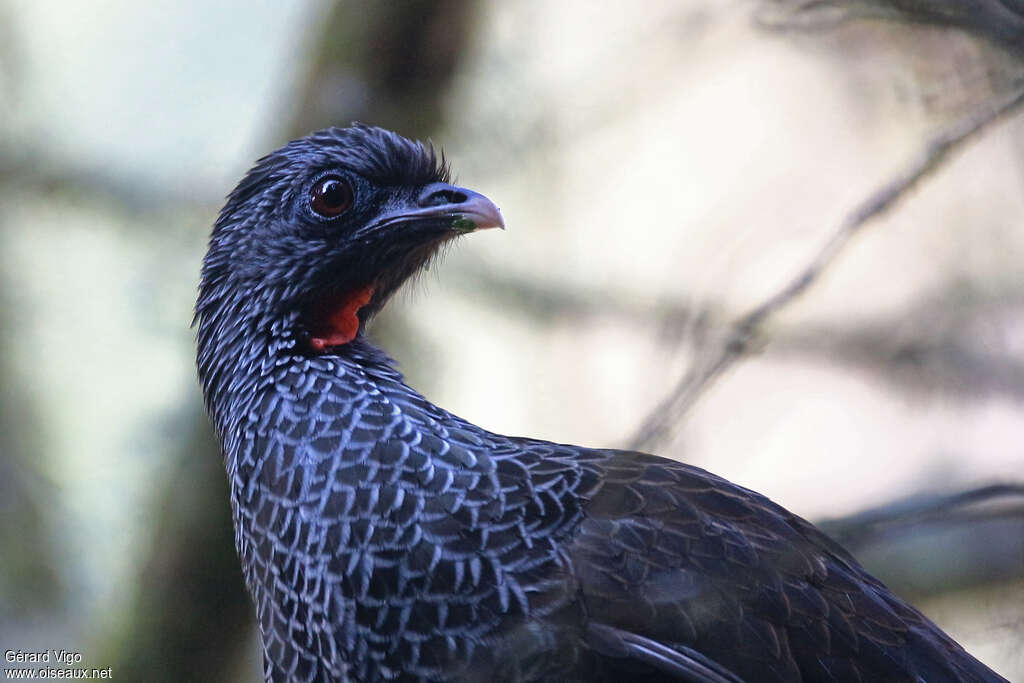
left=629, top=85, right=1024, bottom=451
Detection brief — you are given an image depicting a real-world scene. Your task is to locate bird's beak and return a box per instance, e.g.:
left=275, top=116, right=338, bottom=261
left=441, top=189, right=505, bottom=232
left=366, top=183, right=505, bottom=236
left=419, top=182, right=505, bottom=232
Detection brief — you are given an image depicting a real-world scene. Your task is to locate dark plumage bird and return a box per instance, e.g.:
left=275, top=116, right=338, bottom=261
left=196, top=125, right=1005, bottom=683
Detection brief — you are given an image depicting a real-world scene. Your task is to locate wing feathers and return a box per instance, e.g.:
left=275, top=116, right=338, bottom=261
left=585, top=623, right=745, bottom=683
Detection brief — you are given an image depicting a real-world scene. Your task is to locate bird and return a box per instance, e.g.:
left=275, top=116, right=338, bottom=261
left=195, top=124, right=1006, bottom=683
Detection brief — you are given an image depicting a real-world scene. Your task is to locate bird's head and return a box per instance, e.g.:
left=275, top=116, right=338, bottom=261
left=196, top=124, right=503, bottom=355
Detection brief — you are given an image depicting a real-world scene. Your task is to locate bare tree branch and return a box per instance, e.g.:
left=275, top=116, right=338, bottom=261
left=816, top=484, right=1024, bottom=598
left=819, top=483, right=1024, bottom=546
left=629, top=83, right=1024, bottom=451
left=757, top=0, right=1024, bottom=56
left=775, top=286, right=1024, bottom=402
left=443, top=264, right=1024, bottom=404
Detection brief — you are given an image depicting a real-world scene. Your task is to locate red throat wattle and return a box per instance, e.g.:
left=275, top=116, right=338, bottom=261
left=309, top=285, right=376, bottom=351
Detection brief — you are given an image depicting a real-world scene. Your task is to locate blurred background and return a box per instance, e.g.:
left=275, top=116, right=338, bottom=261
left=1, top=0, right=1022, bottom=680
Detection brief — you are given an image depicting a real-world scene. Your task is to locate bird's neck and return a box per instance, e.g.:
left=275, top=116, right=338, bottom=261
left=197, top=297, right=439, bottom=460
left=197, top=298, right=287, bottom=434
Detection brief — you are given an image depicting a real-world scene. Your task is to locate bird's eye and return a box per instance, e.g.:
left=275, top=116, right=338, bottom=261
left=310, top=176, right=353, bottom=218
